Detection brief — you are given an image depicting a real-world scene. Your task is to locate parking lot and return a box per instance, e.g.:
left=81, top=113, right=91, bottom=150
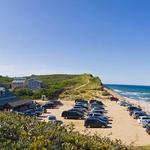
left=36, top=99, right=150, bottom=146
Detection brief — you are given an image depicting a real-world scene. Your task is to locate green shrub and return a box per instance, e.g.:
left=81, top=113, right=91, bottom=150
left=0, top=112, right=138, bottom=150
left=102, top=91, right=110, bottom=96
left=14, top=88, right=33, bottom=99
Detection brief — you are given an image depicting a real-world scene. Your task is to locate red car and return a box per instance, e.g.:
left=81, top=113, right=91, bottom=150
left=146, top=125, right=150, bottom=135
left=110, top=96, right=119, bottom=102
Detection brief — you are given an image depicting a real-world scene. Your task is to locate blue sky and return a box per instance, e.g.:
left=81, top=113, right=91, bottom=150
left=0, top=0, right=150, bottom=85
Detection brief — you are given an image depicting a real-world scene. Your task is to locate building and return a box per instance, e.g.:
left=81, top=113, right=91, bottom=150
left=4, top=99, right=34, bottom=111
left=28, top=79, right=43, bottom=92
left=11, top=77, right=27, bottom=90
left=0, top=87, right=17, bottom=110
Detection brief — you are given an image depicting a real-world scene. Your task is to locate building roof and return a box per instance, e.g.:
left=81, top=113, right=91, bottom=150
left=12, top=80, right=26, bottom=83
left=14, top=77, right=26, bottom=80
left=0, top=97, right=17, bottom=106
left=12, top=77, right=26, bottom=83
left=0, top=89, right=16, bottom=106
left=7, top=99, right=33, bottom=108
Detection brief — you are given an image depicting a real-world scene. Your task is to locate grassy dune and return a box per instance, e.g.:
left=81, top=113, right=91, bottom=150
left=0, top=74, right=110, bottom=100
left=18, top=74, right=110, bottom=100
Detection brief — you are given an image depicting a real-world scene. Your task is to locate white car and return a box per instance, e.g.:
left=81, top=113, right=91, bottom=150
left=138, top=116, right=150, bottom=124
left=142, top=120, right=150, bottom=128
left=138, top=116, right=146, bottom=123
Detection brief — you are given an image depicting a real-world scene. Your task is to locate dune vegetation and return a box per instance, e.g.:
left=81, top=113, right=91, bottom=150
left=0, top=74, right=110, bottom=100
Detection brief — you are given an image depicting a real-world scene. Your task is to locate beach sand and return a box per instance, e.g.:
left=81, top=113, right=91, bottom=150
left=37, top=98, right=150, bottom=146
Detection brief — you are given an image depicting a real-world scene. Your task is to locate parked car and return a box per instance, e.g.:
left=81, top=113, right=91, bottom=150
left=73, top=106, right=88, bottom=112
left=91, top=110, right=105, bottom=114
left=75, top=99, right=88, bottom=104
left=128, top=106, right=139, bottom=111
left=90, top=100, right=104, bottom=106
left=68, top=108, right=86, bottom=115
left=141, top=119, right=150, bottom=127
left=138, top=116, right=150, bottom=124
left=24, top=112, right=37, bottom=117
left=92, top=107, right=105, bottom=111
left=51, top=100, right=63, bottom=106
left=88, top=112, right=103, bottom=117
left=75, top=104, right=88, bottom=110
left=61, top=111, right=84, bottom=119
left=35, top=107, right=46, bottom=116
left=146, top=125, right=150, bottom=135
left=132, top=111, right=147, bottom=119
left=84, top=117, right=107, bottom=128
left=75, top=102, right=88, bottom=107
left=110, top=96, right=119, bottom=102
left=24, top=109, right=37, bottom=117
left=47, top=115, right=56, bottom=123
left=143, top=121, right=150, bottom=128
left=129, top=108, right=142, bottom=116
left=47, top=115, right=63, bottom=125
left=118, top=101, right=129, bottom=107
left=42, top=102, right=56, bottom=109
left=88, top=114, right=109, bottom=123
left=90, top=104, right=104, bottom=109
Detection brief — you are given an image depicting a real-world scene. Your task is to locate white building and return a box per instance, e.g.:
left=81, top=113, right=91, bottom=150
left=11, top=78, right=27, bottom=90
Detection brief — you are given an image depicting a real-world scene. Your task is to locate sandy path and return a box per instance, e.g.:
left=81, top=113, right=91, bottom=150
left=38, top=100, right=150, bottom=146
left=75, top=80, right=90, bottom=90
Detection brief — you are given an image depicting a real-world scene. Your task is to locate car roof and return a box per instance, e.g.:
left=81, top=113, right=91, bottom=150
left=87, top=117, right=105, bottom=122
left=134, top=111, right=143, bottom=114
left=92, top=110, right=104, bottom=112
left=89, top=112, right=102, bottom=115
left=48, top=115, right=56, bottom=118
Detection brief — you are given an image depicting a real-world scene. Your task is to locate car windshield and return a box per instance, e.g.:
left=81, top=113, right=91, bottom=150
left=139, top=112, right=146, bottom=115
left=139, top=116, right=148, bottom=119
left=143, top=117, right=150, bottom=120
left=94, top=114, right=101, bottom=116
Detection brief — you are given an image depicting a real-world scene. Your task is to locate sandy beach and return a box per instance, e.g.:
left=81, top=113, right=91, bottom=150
left=38, top=96, right=150, bottom=146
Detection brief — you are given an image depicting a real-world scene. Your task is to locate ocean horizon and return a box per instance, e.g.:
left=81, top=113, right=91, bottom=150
left=105, top=84, right=150, bottom=102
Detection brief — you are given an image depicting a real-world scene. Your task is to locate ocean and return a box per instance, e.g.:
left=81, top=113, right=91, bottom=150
left=105, top=84, right=150, bottom=102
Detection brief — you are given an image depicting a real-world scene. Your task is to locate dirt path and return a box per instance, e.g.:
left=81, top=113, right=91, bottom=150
left=75, top=80, right=90, bottom=90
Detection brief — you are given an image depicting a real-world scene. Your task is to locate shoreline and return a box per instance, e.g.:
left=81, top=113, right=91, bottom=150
left=105, top=87, right=150, bottom=114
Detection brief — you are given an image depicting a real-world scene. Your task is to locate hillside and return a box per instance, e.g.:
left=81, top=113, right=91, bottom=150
left=0, top=76, right=13, bottom=88
left=30, top=74, right=111, bottom=100
left=34, top=73, right=105, bottom=100
left=0, top=74, right=110, bottom=100
left=0, top=111, right=138, bottom=150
